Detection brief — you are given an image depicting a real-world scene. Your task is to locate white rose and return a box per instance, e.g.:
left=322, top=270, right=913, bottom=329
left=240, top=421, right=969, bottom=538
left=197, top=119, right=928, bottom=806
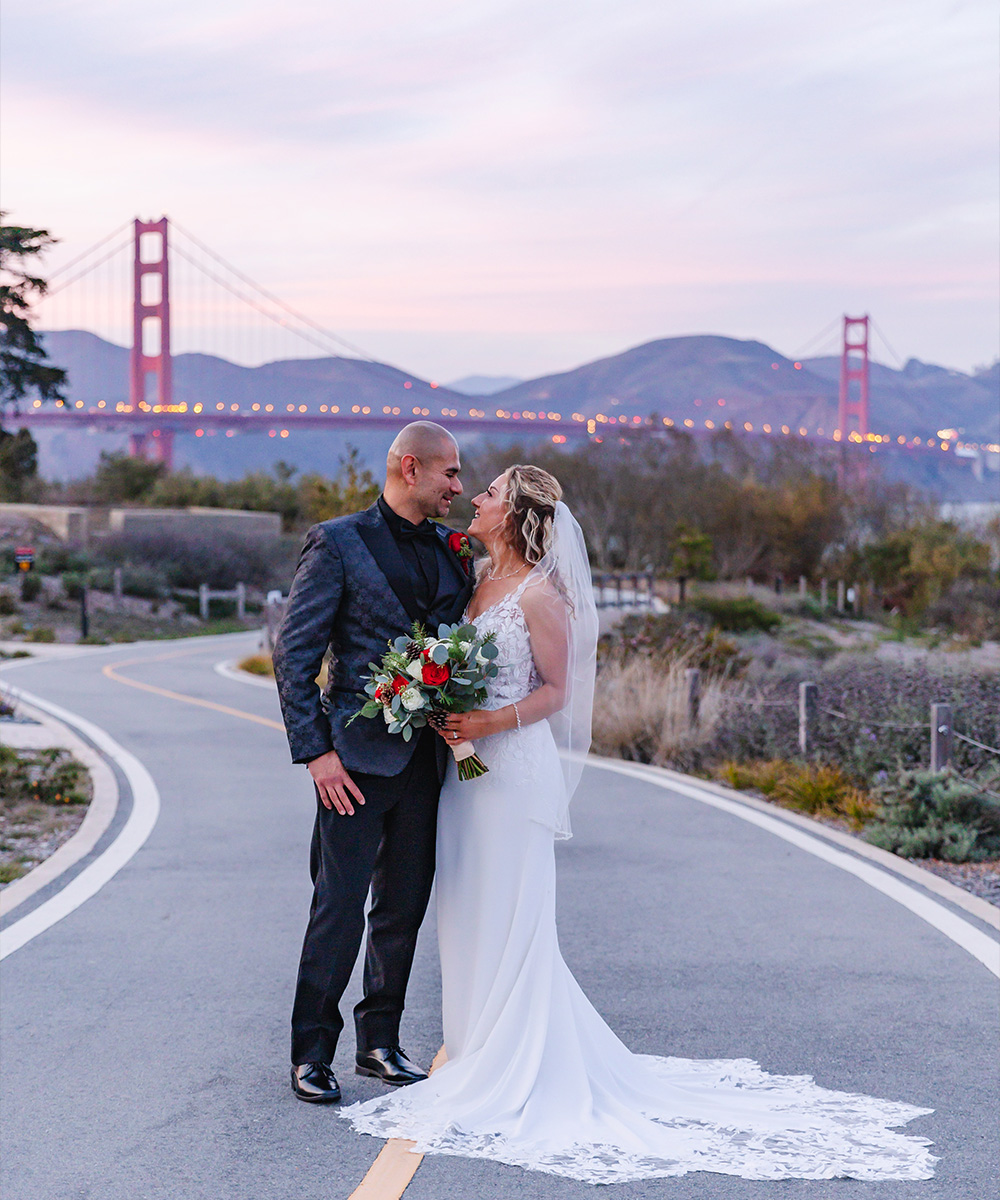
left=458, top=640, right=473, bottom=657
left=399, top=686, right=425, bottom=712
left=382, top=705, right=395, bottom=725
left=475, top=649, right=490, bottom=667
left=407, top=659, right=424, bottom=680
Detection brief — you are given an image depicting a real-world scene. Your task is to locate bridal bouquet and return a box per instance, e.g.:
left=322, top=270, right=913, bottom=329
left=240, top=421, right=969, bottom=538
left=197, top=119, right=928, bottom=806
left=349, top=621, right=502, bottom=780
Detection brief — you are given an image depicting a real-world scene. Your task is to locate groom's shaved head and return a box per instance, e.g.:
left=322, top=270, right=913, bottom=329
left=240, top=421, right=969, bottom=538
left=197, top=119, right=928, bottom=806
left=387, top=421, right=458, bottom=478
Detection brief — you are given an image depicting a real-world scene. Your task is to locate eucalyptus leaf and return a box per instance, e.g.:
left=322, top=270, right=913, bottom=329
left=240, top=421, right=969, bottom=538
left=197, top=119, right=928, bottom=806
left=401, top=723, right=413, bottom=742
left=390, top=695, right=401, bottom=714
left=431, top=644, right=450, bottom=665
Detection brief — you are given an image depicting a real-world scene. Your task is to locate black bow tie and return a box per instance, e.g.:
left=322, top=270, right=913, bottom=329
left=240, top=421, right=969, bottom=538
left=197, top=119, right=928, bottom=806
left=398, top=520, right=438, bottom=543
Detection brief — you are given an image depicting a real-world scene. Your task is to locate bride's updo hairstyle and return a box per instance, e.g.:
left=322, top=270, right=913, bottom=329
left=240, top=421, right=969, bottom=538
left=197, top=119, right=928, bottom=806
left=502, top=464, right=563, bottom=565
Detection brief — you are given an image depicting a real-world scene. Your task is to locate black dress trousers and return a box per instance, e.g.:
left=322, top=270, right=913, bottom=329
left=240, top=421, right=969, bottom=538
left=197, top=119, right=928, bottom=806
left=290, top=727, right=442, bottom=1065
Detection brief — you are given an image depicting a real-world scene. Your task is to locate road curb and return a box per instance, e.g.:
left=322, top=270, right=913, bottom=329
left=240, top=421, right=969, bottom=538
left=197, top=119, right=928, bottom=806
left=0, top=695, right=119, bottom=919
left=214, top=658, right=276, bottom=689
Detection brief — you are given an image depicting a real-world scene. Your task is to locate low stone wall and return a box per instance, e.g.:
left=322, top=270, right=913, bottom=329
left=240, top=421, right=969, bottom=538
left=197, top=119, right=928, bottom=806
left=0, top=503, right=282, bottom=542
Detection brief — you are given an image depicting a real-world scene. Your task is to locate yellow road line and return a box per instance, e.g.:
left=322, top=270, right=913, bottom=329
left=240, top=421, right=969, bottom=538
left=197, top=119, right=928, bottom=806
left=103, top=643, right=445, bottom=1199
left=102, top=653, right=284, bottom=731
left=348, top=1046, right=448, bottom=1200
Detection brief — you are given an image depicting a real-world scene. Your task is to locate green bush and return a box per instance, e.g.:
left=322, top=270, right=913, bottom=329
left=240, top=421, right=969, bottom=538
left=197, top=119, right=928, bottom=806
left=25, top=627, right=56, bottom=643
left=0, top=745, right=89, bottom=805
left=61, top=571, right=86, bottom=600
left=864, top=769, right=1000, bottom=862
left=20, top=573, right=41, bottom=603
left=690, top=595, right=782, bottom=633
left=0, top=591, right=17, bottom=616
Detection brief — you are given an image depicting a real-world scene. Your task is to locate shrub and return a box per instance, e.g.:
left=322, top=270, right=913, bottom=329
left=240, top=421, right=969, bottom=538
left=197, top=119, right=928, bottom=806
left=61, top=572, right=86, bottom=600
left=238, top=654, right=274, bottom=677
left=690, top=595, right=782, bottom=633
left=715, top=759, right=877, bottom=830
left=0, top=745, right=89, bottom=805
left=88, top=564, right=167, bottom=600
left=0, top=591, right=17, bottom=615
left=25, top=627, right=56, bottom=643
left=20, top=574, right=41, bottom=603
left=599, top=610, right=745, bottom=677
left=864, top=769, right=1000, bottom=862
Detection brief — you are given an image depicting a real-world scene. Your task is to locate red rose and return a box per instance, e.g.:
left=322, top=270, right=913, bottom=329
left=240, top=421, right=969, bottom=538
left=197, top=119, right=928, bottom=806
left=391, top=674, right=409, bottom=694
left=421, top=662, right=450, bottom=686
left=448, top=530, right=473, bottom=573
left=448, top=531, right=465, bottom=554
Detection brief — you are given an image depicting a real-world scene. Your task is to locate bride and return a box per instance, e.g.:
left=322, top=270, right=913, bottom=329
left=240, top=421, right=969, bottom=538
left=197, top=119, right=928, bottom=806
left=341, top=464, right=936, bottom=1183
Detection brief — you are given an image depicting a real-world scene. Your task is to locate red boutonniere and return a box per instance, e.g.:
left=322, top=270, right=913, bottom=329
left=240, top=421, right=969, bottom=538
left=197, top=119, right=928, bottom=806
left=448, top=530, right=475, bottom=575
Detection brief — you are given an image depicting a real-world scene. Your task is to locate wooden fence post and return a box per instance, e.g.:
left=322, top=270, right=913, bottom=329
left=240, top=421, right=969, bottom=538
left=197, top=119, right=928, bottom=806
left=799, top=575, right=807, bottom=598
left=685, top=668, right=701, bottom=729
left=836, top=579, right=846, bottom=612
left=820, top=578, right=828, bottom=608
left=745, top=576, right=754, bottom=592
left=113, top=566, right=123, bottom=608
left=236, top=582, right=246, bottom=621
left=199, top=583, right=210, bottom=621
left=799, top=681, right=817, bottom=755
left=677, top=576, right=687, bottom=606
left=930, top=702, right=952, bottom=771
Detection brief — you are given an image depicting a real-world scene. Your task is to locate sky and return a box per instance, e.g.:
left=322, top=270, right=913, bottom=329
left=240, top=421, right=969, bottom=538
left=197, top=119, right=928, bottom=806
left=3, top=0, right=997, bottom=380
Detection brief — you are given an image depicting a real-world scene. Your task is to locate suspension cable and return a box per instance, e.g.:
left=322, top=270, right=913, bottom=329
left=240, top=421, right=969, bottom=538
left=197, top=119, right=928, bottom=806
left=46, top=221, right=133, bottom=278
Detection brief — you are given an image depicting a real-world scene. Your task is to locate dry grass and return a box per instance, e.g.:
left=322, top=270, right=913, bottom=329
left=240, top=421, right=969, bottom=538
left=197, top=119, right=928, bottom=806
left=238, top=653, right=275, bottom=677
left=713, top=759, right=878, bottom=830
left=592, top=654, right=731, bottom=767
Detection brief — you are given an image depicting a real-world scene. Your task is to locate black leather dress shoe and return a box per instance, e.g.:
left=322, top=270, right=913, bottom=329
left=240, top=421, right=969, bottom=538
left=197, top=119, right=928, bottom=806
left=355, top=1047, right=428, bottom=1086
left=291, top=1062, right=341, bottom=1102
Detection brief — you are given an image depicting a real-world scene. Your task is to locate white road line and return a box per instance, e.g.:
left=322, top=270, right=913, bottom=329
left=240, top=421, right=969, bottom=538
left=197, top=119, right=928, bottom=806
left=580, top=756, right=1000, bottom=979
left=0, top=685, right=161, bottom=961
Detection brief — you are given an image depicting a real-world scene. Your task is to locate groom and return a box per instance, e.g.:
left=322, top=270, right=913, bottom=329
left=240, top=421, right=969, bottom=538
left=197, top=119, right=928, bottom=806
left=273, top=422, right=474, bottom=1102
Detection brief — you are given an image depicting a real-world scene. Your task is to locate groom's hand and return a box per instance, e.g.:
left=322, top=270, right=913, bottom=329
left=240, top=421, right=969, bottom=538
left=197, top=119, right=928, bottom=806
left=308, top=750, right=365, bottom=816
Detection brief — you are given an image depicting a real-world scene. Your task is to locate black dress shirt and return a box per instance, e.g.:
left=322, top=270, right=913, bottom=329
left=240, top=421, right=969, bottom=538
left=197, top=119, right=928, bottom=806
left=377, top=494, right=448, bottom=617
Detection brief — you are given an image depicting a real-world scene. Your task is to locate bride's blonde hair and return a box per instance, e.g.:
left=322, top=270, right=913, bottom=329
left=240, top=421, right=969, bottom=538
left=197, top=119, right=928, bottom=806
left=502, top=464, right=562, bottom=565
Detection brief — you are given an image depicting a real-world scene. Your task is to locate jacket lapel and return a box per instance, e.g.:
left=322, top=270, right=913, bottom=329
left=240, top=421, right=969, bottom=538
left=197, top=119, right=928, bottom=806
left=356, top=505, right=422, bottom=625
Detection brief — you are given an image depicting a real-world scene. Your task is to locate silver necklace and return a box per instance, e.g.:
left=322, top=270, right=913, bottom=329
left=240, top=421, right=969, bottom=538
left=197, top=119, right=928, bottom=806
left=486, top=562, right=528, bottom=582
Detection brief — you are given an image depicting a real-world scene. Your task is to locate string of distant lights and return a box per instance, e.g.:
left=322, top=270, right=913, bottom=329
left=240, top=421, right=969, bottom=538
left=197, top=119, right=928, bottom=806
left=29, top=392, right=999, bottom=457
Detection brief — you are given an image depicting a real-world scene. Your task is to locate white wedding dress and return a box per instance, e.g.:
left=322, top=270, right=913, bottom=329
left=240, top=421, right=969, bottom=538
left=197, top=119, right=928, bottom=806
left=342, top=581, right=936, bottom=1183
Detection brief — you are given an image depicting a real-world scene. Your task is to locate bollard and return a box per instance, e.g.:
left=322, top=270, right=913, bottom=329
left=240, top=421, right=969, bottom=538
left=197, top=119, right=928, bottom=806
left=685, top=667, right=701, bottom=729
left=799, top=575, right=807, bottom=598
left=930, top=702, right=952, bottom=771
left=79, top=586, right=89, bottom=641
left=820, top=578, right=828, bottom=608
left=236, top=582, right=246, bottom=621
left=199, top=583, right=210, bottom=621
left=836, top=580, right=846, bottom=612
left=774, top=576, right=783, bottom=595
left=615, top=575, right=623, bottom=607
left=113, top=566, right=123, bottom=608
left=798, top=681, right=817, bottom=755
left=677, top=576, right=687, bottom=606
left=745, top=576, right=754, bottom=592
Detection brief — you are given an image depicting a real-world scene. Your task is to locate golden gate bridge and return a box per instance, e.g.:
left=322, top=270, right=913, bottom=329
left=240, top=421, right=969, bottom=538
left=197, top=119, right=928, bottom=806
left=10, top=215, right=983, bottom=472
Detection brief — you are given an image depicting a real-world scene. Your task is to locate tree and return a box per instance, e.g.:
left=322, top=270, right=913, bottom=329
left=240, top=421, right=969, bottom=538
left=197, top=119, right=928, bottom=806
left=1, top=217, right=67, bottom=412
left=0, top=426, right=39, bottom=500
left=90, top=451, right=166, bottom=503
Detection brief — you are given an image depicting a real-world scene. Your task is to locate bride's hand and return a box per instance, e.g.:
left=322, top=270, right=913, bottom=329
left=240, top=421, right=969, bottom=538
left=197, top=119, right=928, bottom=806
left=436, top=710, right=499, bottom=743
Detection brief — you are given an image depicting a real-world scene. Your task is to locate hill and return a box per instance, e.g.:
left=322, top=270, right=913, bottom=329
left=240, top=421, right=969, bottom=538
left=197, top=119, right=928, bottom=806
left=22, top=331, right=1000, bottom=497
left=490, top=336, right=999, bottom=442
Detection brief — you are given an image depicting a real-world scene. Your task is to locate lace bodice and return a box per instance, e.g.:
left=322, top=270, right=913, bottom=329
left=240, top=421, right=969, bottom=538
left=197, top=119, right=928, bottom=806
left=466, top=581, right=540, bottom=711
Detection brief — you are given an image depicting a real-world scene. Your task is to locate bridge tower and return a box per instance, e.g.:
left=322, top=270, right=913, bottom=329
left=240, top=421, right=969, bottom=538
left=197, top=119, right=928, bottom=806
left=837, top=314, right=870, bottom=440
left=129, top=217, right=174, bottom=469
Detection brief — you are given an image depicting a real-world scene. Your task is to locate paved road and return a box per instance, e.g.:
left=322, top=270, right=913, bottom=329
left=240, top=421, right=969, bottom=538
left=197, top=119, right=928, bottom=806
left=1, top=633, right=997, bottom=1200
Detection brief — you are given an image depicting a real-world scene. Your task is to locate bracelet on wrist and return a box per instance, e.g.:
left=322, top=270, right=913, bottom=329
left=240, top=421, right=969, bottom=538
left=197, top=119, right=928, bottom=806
left=512, top=702, right=522, bottom=731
